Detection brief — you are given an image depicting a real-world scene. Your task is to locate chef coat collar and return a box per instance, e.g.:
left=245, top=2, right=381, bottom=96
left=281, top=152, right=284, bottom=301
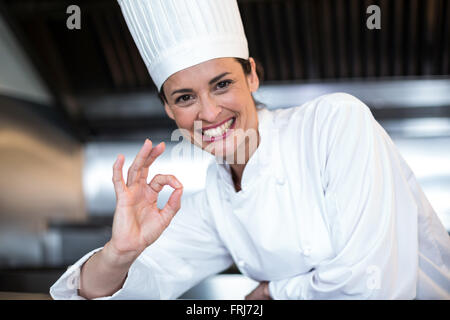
left=215, top=107, right=275, bottom=193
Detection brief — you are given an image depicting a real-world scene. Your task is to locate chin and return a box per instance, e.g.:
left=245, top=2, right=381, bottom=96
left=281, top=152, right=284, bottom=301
left=204, top=141, right=234, bottom=157
left=209, top=139, right=248, bottom=165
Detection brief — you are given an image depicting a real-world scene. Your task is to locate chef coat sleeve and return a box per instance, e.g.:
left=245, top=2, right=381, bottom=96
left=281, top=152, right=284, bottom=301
left=268, top=93, right=420, bottom=299
left=50, top=190, right=233, bottom=299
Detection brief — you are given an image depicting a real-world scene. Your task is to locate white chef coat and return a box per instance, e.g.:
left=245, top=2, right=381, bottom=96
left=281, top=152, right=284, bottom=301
left=50, top=92, right=450, bottom=300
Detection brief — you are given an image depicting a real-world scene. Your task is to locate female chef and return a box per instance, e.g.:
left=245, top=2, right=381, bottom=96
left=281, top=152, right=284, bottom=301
left=50, top=0, right=450, bottom=299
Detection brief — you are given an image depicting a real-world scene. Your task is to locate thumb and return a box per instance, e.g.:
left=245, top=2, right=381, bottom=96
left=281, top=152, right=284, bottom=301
left=160, top=187, right=183, bottom=221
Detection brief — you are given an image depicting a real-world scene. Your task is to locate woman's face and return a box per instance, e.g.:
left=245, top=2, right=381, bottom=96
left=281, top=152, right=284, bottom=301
left=162, top=57, right=260, bottom=160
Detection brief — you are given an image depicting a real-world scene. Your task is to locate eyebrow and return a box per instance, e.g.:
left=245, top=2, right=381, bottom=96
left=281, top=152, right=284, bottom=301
left=170, top=72, right=231, bottom=96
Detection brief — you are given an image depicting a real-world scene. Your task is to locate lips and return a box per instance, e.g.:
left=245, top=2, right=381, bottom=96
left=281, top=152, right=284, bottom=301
left=202, top=117, right=234, bottom=131
left=202, top=117, right=236, bottom=142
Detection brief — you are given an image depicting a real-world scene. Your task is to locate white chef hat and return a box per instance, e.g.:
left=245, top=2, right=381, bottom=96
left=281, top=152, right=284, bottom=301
left=117, top=0, right=249, bottom=91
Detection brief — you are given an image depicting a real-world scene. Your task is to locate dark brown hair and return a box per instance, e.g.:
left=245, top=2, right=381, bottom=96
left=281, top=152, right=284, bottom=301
left=158, top=57, right=264, bottom=105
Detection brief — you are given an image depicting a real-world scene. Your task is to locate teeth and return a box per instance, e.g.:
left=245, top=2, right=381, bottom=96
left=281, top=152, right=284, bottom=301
left=203, top=118, right=234, bottom=137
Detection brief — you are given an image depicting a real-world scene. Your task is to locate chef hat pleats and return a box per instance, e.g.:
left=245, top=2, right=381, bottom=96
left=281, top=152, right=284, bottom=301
left=117, top=0, right=249, bottom=91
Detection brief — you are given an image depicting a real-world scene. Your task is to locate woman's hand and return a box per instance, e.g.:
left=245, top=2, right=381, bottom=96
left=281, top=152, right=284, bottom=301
left=107, top=139, right=183, bottom=262
left=245, top=281, right=272, bottom=300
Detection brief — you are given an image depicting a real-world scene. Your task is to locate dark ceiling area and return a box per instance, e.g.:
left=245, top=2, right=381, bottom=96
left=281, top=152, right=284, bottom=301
left=0, top=0, right=449, bottom=141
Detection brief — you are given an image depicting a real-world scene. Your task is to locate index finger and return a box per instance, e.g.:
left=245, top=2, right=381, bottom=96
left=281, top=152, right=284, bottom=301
left=148, top=174, right=182, bottom=194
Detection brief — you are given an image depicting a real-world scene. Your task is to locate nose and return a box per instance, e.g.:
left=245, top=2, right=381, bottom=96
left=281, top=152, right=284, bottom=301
left=198, top=94, right=221, bottom=122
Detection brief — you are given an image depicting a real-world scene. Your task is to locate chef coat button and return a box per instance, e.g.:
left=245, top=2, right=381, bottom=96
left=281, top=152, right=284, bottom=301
left=276, top=175, right=285, bottom=185
left=303, top=246, right=312, bottom=257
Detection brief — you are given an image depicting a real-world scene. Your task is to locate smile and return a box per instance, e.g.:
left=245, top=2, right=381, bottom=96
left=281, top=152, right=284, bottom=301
left=202, top=117, right=236, bottom=142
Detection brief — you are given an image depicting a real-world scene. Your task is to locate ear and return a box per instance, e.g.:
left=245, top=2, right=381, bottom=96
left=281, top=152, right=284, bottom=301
left=247, top=57, right=260, bottom=93
left=164, top=101, right=175, bottom=120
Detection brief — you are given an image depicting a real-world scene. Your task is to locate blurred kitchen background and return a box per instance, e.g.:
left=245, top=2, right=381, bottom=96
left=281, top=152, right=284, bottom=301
left=0, top=0, right=449, bottom=299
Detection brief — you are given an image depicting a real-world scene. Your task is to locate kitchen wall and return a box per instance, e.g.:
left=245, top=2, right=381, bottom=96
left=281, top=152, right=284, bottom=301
left=0, top=14, right=84, bottom=267
left=0, top=98, right=85, bottom=267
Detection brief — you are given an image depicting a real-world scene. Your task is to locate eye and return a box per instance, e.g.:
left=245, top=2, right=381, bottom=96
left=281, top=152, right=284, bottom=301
left=216, top=79, right=233, bottom=90
left=175, top=94, right=193, bottom=104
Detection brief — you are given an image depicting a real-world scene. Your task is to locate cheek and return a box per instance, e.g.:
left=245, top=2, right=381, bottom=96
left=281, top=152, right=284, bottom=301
left=218, top=91, right=247, bottom=113
left=173, top=110, right=196, bottom=130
